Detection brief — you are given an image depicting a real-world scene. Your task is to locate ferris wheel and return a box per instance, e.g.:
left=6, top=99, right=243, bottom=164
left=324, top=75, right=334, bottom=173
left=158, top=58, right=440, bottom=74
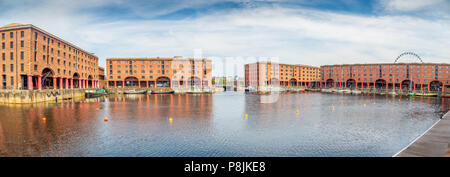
left=394, top=52, right=424, bottom=63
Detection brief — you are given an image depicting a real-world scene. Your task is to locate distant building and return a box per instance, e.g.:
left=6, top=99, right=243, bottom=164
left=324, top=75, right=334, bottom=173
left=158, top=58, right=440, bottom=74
left=106, top=57, right=212, bottom=88
left=98, top=66, right=105, bottom=88
left=321, top=63, right=450, bottom=92
left=244, top=61, right=321, bottom=88
left=0, top=23, right=100, bottom=90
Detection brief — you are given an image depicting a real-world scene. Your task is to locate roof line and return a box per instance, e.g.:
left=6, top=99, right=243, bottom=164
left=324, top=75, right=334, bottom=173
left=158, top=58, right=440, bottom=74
left=0, top=24, right=97, bottom=58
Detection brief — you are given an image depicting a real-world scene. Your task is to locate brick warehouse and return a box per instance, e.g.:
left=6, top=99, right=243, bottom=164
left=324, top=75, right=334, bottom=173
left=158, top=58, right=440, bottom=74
left=0, top=23, right=100, bottom=90
left=106, top=57, right=212, bottom=88
left=320, top=63, right=450, bottom=92
left=244, top=61, right=321, bottom=89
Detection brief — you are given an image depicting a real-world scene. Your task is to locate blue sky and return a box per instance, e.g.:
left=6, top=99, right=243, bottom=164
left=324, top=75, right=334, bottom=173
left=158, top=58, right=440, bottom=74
left=1, top=0, right=449, bottom=76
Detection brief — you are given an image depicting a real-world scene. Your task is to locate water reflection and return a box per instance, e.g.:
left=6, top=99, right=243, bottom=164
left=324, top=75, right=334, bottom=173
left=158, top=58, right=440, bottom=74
left=0, top=92, right=448, bottom=157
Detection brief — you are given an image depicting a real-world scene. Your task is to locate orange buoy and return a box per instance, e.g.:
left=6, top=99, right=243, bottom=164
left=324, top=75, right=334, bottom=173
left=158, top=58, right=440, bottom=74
left=42, top=117, right=46, bottom=122
left=104, top=117, right=108, bottom=122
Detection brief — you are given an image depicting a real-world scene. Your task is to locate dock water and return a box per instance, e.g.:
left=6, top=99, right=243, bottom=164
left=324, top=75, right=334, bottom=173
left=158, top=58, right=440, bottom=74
left=395, top=112, right=450, bottom=157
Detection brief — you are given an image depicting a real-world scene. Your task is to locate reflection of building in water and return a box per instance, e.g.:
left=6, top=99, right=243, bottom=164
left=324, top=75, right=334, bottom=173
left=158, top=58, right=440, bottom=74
left=0, top=101, right=103, bottom=156
left=106, top=94, right=214, bottom=123
left=244, top=62, right=321, bottom=89
left=106, top=57, right=212, bottom=89
left=0, top=23, right=100, bottom=90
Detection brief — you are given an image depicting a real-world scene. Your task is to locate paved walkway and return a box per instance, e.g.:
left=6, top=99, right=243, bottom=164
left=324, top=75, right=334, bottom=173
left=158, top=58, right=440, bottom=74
left=395, top=112, right=450, bottom=157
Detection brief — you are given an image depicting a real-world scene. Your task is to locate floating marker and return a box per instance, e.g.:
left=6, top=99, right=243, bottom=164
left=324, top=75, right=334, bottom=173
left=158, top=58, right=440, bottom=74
left=42, top=117, right=46, bottom=122
left=364, top=104, right=366, bottom=107
left=332, top=106, right=335, bottom=110
left=169, top=118, right=173, bottom=123
left=104, top=117, right=108, bottom=122
left=433, top=120, right=435, bottom=124
left=245, top=114, right=248, bottom=118
left=296, top=110, right=299, bottom=114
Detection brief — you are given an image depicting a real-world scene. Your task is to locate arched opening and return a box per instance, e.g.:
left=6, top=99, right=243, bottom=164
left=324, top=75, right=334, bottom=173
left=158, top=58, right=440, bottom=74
left=88, top=75, right=93, bottom=88
left=156, top=76, right=170, bottom=87
left=270, top=78, right=279, bottom=86
left=401, top=80, right=414, bottom=90
left=188, top=76, right=201, bottom=87
left=430, top=81, right=443, bottom=92
left=346, top=79, right=356, bottom=88
left=289, top=78, right=297, bottom=86
left=375, top=79, right=387, bottom=89
left=326, top=79, right=334, bottom=87
left=41, top=68, right=55, bottom=89
left=73, top=73, right=80, bottom=88
left=124, top=76, right=139, bottom=87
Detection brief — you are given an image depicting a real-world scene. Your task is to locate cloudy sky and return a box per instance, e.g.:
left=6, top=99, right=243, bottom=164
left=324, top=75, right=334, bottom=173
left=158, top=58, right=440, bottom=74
left=1, top=0, right=449, bottom=76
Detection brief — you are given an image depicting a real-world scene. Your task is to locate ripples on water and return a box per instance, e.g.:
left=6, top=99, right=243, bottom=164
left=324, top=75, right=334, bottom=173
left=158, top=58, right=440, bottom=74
left=0, top=92, right=448, bottom=157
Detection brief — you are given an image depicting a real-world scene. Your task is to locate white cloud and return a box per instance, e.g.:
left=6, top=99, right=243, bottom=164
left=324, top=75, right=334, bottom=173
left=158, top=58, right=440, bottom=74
left=379, top=0, right=450, bottom=13
left=1, top=0, right=449, bottom=77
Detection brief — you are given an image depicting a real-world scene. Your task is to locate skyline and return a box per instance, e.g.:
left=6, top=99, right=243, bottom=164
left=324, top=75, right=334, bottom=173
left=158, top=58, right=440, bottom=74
left=1, top=0, right=449, bottom=77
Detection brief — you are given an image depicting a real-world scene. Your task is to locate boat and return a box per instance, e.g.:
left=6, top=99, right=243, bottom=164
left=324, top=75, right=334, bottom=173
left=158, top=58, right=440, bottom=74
left=415, top=92, right=438, bottom=97
left=151, top=90, right=174, bottom=94
left=85, top=89, right=108, bottom=98
left=124, top=90, right=147, bottom=94
left=351, top=90, right=362, bottom=94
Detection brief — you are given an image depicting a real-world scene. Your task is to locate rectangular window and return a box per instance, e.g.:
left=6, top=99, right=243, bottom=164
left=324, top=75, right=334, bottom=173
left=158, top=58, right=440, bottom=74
left=2, top=53, right=4, bottom=61
left=21, top=63, right=24, bottom=71
left=34, top=65, right=37, bottom=71
left=10, top=42, right=13, bottom=49
left=2, top=64, right=4, bottom=72
left=10, top=76, right=13, bottom=86
left=10, top=52, right=13, bottom=60
left=1, top=42, right=4, bottom=49
left=10, top=32, right=13, bottom=38
left=20, top=52, right=24, bottom=60
left=21, top=31, right=24, bottom=37
left=20, top=41, right=24, bottom=47
left=10, top=64, right=13, bottom=72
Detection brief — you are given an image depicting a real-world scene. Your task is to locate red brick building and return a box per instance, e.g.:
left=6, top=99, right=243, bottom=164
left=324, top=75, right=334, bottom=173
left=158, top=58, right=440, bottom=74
left=320, top=63, right=450, bottom=92
left=0, top=23, right=100, bottom=90
left=106, top=57, right=212, bottom=88
left=244, top=61, right=321, bottom=88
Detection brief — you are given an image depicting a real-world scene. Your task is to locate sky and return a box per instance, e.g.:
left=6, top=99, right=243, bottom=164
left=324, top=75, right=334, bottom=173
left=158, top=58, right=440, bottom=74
left=1, top=0, right=449, bottom=76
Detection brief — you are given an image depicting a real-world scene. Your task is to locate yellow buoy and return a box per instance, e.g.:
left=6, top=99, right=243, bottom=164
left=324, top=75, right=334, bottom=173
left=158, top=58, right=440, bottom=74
left=169, top=118, right=173, bottom=123
left=364, top=104, right=366, bottom=107
left=104, top=117, right=108, bottom=122
left=433, top=120, right=435, bottom=124
left=42, top=117, right=46, bottom=122
left=331, top=106, right=335, bottom=110
left=296, top=110, right=299, bottom=114
left=245, top=114, right=248, bottom=118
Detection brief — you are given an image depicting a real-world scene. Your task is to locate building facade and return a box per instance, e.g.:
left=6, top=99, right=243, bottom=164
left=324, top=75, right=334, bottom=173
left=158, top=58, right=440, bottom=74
left=98, top=66, right=105, bottom=88
left=0, top=23, right=100, bottom=90
left=106, top=57, right=212, bottom=88
left=244, top=61, right=321, bottom=88
left=320, top=63, right=450, bottom=92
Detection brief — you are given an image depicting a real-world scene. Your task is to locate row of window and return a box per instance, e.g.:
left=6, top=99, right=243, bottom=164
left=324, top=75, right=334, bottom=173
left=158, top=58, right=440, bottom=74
left=323, top=69, right=449, bottom=73
left=109, top=75, right=208, bottom=80
left=1, top=52, right=25, bottom=60
left=1, top=31, right=25, bottom=40
left=324, top=65, right=450, bottom=70
left=1, top=41, right=25, bottom=49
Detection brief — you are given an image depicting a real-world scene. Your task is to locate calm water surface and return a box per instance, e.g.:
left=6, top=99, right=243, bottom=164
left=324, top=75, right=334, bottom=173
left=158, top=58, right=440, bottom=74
left=0, top=92, right=448, bottom=157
